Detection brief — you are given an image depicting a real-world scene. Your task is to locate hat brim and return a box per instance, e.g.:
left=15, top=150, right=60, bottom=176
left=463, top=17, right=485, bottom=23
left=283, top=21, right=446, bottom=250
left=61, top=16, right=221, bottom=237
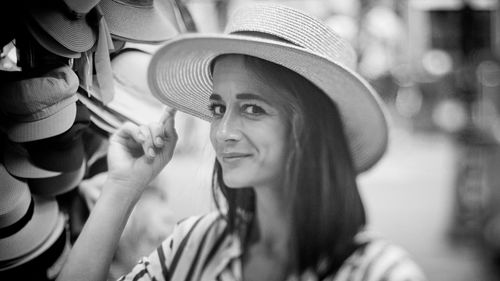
left=0, top=213, right=65, bottom=270
left=3, top=143, right=61, bottom=179
left=28, top=160, right=86, bottom=197
left=7, top=98, right=77, bottom=143
left=109, top=50, right=164, bottom=125
left=29, top=3, right=96, bottom=52
left=27, top=136, right=85, bottom=173
left=99, top=0, right=178, bottom=43
left=77, top=92, right=123, bottom=130
left=148, top=34, right=389, bottom=172
left=89, top=112, right=118, bottom=134
left=0, top=196, right=59, bottom=261
left=0, top=164, right=32, bottom=228
left=25, top=19, right=81, bottom=59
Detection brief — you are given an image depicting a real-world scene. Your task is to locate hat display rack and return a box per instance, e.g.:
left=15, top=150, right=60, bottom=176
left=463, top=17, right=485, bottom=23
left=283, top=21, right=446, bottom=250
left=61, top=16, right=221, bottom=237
left=0, top=0, right=191, bottom=279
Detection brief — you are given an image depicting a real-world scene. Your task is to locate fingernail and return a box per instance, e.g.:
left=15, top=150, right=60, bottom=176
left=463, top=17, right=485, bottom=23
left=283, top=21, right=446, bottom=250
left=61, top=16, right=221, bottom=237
left=148, top=148, right=156, bottom=157
left=156, top=137, right=164, bottom=145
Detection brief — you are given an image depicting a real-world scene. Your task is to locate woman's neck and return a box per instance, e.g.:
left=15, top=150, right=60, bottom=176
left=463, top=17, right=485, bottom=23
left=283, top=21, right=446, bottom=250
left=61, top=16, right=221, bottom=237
left=251, top=186, right=290, bottom=252
left=241, top=186, right=292, bottom=281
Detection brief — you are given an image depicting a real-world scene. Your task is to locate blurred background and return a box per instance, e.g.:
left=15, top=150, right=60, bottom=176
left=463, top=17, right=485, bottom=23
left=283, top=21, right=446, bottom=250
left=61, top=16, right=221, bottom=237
left=4, top=0, right=500, bottom=280
left=154, top=0, right=500, bottom=280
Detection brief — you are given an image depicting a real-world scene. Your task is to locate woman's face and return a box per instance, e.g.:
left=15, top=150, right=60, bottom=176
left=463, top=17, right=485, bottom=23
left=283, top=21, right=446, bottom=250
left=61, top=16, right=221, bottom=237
left=209, top=55, right=288, bottom=189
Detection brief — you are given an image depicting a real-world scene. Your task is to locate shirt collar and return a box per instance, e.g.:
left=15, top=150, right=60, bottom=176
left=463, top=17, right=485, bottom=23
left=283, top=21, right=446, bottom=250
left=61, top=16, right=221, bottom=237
left=212, top=232, right=244, bottom=281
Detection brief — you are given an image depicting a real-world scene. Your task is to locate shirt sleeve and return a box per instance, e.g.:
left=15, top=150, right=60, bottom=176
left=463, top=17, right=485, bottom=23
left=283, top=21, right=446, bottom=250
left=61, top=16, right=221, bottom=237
left=117, top=215, right=206, bottom=281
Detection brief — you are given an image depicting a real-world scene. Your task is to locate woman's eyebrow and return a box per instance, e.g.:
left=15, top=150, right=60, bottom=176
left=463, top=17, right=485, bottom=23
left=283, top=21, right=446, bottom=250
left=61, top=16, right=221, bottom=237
left=209, top=93, right=269, bottom=103
left=209, top=93, right=222, bottom=101
left=236, top=93, right=268, bottom=102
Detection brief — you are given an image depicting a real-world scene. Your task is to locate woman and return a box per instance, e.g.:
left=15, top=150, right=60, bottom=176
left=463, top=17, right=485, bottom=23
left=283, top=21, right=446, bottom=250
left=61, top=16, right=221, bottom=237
left=57, top=3, right=425, bottom=281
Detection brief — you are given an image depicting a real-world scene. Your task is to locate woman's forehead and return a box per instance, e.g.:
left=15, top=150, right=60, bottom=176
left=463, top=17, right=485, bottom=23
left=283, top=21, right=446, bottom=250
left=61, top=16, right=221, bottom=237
left=213, top=55, right=252, bottom=81
left=212, top=55, right=285, bottom=101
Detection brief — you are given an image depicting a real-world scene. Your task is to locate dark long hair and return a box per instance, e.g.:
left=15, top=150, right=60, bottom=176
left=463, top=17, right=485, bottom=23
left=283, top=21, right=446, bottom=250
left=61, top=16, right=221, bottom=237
left=211, top=55, right=366, bottom=277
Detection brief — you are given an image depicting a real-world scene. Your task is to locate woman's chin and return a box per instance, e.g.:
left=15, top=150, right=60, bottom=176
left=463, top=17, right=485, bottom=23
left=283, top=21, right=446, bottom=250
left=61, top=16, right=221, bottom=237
left=224, top=181, right=248, bottom=189
left=222, top=176, right=250, bottom=189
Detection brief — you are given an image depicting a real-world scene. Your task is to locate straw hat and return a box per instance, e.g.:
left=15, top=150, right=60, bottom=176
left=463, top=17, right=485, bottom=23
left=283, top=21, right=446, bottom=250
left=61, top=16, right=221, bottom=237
left=110, top=49, right=165, bottom=125
left=27, top=0, right=100, bottom=53
left=25, top=17, right=81, bottom=59
left=0, top=213, right=66, bottom=278
left=148, top=3, right=389, bottom=172
left=3, top=142, right=61, bottom=179
left=99, top=0, right=179, bottom=44
left=0, top=163, right=59, bottom=261
left=28, top=162, right=86, bottom=197
left=0, top=66, right=79, bottom=143
left=3, top=142, right=86, bottom=197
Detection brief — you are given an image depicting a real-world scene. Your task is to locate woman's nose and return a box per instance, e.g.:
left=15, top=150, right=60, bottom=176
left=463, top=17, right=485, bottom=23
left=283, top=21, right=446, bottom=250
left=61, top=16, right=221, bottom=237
left=214, top=110, right=242, bottom=143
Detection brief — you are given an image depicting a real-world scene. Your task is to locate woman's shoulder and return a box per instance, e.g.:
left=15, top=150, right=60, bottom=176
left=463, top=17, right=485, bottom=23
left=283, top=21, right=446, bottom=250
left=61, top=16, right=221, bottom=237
left=333, top=232, right=427, bottom=281
left=169, top=211, right=227, bottom=242
left=118, top=211, right=228, bottom=281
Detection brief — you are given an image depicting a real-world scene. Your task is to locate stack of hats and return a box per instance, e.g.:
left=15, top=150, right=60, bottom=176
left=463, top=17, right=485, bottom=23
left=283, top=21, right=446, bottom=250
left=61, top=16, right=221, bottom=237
left=80, top=0, right=192, bottom=135
left=0, top=164, right=68, bottom=280
left=0, top=67, right=88, bottom=197
left=0, top=65, right=88, bottom=280
left=0, top=0, right=192, bottom=279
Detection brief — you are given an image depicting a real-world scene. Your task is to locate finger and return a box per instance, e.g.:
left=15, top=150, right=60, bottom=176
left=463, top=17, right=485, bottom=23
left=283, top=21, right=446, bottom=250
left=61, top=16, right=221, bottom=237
left=159, top=106, right=177, bottom=125
left=139, top=125, right=156, bottom=159
left=161, top=110, right=177, bottom=140
left=112, top=122, right=144, bottom=145
left=150, top=123, right=165, bottom=148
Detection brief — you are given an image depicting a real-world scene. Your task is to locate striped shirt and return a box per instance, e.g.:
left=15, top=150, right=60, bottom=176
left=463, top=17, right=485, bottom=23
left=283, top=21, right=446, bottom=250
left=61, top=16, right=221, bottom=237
left=118, top=212, right=426, bottom=281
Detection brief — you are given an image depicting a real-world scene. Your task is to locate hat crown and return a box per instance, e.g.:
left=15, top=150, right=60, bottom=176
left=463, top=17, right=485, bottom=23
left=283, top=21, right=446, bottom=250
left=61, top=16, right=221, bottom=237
left=0, top=67, right=78, bottom=121
left=0, top=164, right=31, bottom=228
left=63, top=0, right=101, bottom=14
left=224, top=4, right=357, bottom=69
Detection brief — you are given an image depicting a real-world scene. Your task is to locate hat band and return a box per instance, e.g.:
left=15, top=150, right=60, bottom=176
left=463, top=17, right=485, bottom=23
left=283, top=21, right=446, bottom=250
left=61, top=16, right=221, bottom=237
left=113, top=0, right=154, bottom=9
left=0, top=198, right=34, bottom=239
left=0, top=223, right=67, bottom=275
left=58, top=0, right=86, bottom=20
left=230, top=31, right=295, bottom=45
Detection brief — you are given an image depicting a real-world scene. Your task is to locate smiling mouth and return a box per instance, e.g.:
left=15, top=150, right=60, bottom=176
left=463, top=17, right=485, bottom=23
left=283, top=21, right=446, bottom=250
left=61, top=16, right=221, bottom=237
left=220, top=152, right=252, bottom=161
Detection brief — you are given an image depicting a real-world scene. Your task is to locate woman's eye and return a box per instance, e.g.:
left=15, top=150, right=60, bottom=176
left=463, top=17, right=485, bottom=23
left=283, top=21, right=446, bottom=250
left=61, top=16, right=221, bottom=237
left=242, top=104, right=265, bottom=115
left=208, top=104, right=225, bottom=116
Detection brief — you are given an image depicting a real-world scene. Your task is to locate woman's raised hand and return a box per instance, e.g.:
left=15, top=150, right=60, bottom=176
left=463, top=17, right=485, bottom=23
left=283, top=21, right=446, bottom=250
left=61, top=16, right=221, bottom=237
left=106, top=107, right=178, bottom=196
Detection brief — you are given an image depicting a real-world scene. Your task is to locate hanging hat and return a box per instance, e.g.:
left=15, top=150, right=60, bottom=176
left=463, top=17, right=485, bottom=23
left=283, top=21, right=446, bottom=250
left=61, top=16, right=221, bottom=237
left=109, top=49, right=164, bottom=125
left=3, top=142, right=86, bottom=197
left=0, top=213, right=67, bottom=280
left=77, top=91, right=124, bottom=134
left=24, top=102, right=90, bottom=173
left=0, top=66, right=79, bottom=143
left=90, top=114, right=118, bottom=134
left=28, top=162, right=86, bottom=197
left=148, top=3, right=389, bottom=172
left=0, top=163, right=59, bottom=262
left=99, top=0, right=179, bottom=43
left=3, top=142, right=61, bottom=179
left=26, top=0, right=100, bottom=53
left=25, top=17, right=81, bottom=59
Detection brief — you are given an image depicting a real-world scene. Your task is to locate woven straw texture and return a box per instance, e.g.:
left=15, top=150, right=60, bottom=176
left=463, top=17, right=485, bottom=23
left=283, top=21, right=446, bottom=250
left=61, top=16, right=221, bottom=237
left=29, top=0, right=96, bottom=53
left=148, top=3, right=388, bottom=172
left=100, top=0, right=179, bottom=43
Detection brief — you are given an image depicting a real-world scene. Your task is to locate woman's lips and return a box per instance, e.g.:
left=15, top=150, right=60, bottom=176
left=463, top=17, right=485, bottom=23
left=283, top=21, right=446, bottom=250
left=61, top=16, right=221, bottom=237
left=220, top=152, right=252, bottom=162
